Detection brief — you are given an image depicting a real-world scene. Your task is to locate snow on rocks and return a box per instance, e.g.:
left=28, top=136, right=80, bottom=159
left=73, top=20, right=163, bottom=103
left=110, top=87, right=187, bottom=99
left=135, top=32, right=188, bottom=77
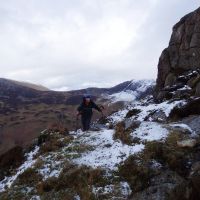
left=73, top=195, right=81, bottom=200
left=169, top=123, right=196, bottom=136
left=108, top=99, right=186, bottom=125
left=133, top=100, right=186, bottom=121
left=30, top=195, right=41, bottom=200
left=0, top=146, right=39, bottom=192
left=109, top=109, right=129, bottom=124
left=92, top=181, right=132, bottom=199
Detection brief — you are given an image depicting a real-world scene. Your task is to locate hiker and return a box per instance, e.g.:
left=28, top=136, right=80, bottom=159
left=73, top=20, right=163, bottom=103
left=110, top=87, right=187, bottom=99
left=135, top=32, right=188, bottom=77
left=77, top=94, right=103, bottom=131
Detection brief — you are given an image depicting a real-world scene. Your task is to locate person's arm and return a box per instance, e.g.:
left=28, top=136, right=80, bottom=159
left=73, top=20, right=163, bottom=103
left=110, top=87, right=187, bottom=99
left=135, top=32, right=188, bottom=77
left=77, top=104, right=83, bottom=116
left=91, top=101, right=102, bottom=112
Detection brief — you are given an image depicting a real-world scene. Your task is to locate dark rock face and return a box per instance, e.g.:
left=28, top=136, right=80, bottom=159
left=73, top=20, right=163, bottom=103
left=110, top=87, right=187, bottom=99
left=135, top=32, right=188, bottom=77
left=155, top=7, right=200, bottom=101
left=0, top=146, right=24, bottom=181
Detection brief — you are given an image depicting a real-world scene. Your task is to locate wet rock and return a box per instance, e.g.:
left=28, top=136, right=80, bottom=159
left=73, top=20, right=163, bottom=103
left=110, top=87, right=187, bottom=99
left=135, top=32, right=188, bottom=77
left=179, top=115, right=200, bottom=135
left=144, top=110, right=167, bottom=122
left=130, top=170, right=184, bottom=200
left=195, top=81, right=200, bottom=96
left=169, top=170, right=200, bottom=200
left=191, top=161, right=200, bottom=174
left=164, top=73, right=177, bottom=87
left=169, top=98, right=200, bottom=120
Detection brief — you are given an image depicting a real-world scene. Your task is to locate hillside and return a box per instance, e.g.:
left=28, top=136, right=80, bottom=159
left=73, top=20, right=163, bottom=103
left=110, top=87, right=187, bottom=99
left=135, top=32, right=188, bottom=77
left=0, top=78, right=154, bottom=156
left=1, top=94, right=200, bottom=199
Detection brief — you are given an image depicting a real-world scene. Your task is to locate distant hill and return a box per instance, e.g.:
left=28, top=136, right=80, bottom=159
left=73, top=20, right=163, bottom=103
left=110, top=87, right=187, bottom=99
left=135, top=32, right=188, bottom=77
left=0, top=78, right=154, bottom=156
left=0, top=78, right=50, bottom=91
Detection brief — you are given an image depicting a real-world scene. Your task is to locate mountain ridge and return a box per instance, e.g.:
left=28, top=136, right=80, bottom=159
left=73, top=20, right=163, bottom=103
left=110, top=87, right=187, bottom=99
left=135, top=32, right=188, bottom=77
left=0, top=78, right=154, bottom=157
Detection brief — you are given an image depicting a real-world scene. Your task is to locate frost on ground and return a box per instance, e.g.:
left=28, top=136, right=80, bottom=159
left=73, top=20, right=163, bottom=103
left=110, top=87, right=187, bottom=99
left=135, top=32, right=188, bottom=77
left=73, top=129, right=144, bottom=170
left=131, top=122, right=169, bottom=142
left=0, top=96, right=193, bottom=199
left=0, top=146, right=39, bottom=192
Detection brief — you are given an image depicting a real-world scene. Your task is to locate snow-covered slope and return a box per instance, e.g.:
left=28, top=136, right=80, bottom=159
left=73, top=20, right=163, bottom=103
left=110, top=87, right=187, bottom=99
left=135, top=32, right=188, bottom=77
left=1, top=95, right=197, bottom=199
left=103, top=79, right=155, bottom=103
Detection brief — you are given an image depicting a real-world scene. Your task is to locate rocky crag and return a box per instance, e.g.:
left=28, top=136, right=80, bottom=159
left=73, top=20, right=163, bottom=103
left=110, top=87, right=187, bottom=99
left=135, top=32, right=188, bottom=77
left=156, top=7, right=200, bottom=101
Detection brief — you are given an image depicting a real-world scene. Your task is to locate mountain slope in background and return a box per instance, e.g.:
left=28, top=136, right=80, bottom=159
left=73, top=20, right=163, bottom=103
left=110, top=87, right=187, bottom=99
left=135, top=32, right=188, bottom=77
left=8, top=79, right=50, bottom=91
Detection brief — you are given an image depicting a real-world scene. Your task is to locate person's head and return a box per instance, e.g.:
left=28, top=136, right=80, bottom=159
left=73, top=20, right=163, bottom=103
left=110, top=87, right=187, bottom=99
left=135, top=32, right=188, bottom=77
left=83, top=94, right=91, bottom=104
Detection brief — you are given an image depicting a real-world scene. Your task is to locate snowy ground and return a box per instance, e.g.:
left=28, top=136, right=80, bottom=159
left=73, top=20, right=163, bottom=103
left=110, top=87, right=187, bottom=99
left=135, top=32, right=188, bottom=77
left=131, top=122, right=169, bottom=141
left=0, top=97, right=195, bottom=199
left=72, top=129, right=144, bottom=170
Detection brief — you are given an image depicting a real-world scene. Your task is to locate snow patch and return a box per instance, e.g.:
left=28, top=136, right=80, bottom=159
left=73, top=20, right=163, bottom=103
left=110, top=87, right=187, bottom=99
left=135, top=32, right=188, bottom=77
left=30, top=196, right=41, bottom=200
left=37, top=155, right=64, bottom=181
left=132, top=122, right=169, bottom=141
left=109, top=109, right=129, bottom=123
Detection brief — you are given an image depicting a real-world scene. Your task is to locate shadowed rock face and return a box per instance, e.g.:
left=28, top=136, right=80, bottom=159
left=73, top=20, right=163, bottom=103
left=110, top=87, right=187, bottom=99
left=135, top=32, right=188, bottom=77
left=155, top=7, right=200, bottom=101
left=0, top=146, right=24, bottom=181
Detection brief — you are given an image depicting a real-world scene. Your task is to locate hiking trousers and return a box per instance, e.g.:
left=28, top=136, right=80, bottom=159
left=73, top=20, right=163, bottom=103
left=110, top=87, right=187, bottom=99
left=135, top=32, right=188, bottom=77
left=81, top=115, right=92, bottom=131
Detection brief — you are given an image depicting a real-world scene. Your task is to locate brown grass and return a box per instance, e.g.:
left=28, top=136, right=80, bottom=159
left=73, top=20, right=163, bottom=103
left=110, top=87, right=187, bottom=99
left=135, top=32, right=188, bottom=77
left=113, top=121, right=133, bottom=145
left=118, top=154, right=154, bottom=193
left=37, top=164, right=108, bottom=200
left=16, top=168, right=42, bottom=186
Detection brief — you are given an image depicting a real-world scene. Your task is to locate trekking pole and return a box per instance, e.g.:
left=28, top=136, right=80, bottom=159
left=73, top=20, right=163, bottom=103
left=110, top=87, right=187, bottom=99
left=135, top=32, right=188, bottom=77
left=99, top=105, right=105, bottom=118
left=75, top=114, right=79, bottom=132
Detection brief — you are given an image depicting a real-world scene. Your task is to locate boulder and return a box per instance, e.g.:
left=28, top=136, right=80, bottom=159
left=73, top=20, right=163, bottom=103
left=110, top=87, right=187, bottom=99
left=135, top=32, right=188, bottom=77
left=195, top=81, right=200, bottom=96
left=177, top=139, right=197, bottom=148
left=131, top=170, right=184, bottom=200
left=0, top=146, right=24, bottom=181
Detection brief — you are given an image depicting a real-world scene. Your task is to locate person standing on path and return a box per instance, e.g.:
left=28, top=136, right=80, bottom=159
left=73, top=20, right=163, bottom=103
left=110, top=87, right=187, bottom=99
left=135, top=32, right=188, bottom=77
left=77, top=94, right=103, bottom=131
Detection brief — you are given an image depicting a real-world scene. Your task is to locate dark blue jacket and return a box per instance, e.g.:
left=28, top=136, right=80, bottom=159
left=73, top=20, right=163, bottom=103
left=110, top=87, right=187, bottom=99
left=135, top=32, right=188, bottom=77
left=77, top=100, right=101, bottom=118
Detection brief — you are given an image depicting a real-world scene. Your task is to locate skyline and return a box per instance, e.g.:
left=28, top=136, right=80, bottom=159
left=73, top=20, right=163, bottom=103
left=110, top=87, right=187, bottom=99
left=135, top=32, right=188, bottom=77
left=0, top=0, right=199, bottom=90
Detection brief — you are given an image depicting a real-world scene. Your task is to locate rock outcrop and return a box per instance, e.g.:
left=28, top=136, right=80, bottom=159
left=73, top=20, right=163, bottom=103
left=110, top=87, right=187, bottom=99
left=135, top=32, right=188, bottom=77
left=155, top=7, right=200, bottom=101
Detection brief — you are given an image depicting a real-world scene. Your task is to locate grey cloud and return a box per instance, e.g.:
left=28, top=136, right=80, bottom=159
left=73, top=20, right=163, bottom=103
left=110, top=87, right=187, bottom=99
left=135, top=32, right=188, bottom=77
left=0, top=0, right=199, bottom=90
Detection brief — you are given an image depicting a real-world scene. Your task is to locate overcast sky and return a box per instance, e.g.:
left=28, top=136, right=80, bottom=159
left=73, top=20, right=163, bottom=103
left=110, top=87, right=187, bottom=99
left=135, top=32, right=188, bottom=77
left=0, top=0, right=199, bottom=90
